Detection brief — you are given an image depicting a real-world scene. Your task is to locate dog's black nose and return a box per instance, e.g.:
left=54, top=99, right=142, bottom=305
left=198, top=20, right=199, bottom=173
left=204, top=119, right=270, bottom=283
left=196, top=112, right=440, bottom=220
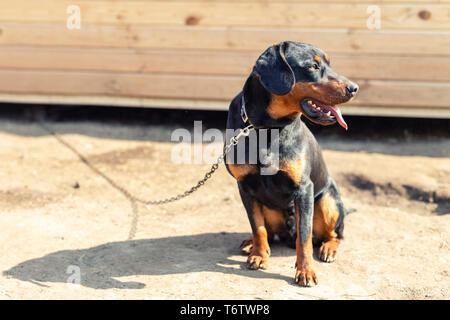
left=346, top=83, right=359, bottom=96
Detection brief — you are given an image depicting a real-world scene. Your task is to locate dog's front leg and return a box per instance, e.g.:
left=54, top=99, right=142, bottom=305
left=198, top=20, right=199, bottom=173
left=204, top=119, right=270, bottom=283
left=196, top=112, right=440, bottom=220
left=294, top=180, right=318, bottom=287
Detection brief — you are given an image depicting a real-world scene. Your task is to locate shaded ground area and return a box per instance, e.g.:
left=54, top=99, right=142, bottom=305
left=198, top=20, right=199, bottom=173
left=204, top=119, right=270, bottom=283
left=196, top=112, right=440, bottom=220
left=0, top=108, right=448, bottom=299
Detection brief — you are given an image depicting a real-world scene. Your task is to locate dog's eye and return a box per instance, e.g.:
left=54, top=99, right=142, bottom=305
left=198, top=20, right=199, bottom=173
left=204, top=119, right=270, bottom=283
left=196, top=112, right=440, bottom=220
left=309, top=63, right=320, bottom=71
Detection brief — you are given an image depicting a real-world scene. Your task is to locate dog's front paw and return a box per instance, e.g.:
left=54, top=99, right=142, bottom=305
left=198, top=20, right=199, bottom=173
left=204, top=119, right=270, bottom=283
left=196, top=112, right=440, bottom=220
left=295, top=267, right=318, bottom=287
left=247, top=254, right=269, bottom=270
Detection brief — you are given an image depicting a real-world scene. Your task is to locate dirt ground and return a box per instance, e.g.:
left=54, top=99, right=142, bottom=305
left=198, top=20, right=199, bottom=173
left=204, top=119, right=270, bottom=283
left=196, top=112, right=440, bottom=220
left=0, top=118, right=448, bottom=300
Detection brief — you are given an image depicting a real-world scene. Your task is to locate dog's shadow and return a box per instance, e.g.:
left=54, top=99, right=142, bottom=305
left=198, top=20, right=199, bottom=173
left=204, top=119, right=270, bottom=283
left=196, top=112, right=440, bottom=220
left=4, top=232, right=299, bottom=290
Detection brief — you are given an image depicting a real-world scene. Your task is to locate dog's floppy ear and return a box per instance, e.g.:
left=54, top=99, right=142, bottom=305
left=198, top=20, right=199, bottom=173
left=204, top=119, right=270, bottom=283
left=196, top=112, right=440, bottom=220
left=252, top=42, right=295, bottom=96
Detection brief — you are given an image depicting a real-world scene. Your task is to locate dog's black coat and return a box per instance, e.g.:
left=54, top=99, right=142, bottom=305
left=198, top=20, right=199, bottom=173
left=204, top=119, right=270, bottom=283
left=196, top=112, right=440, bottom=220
left=224, top=41, right=358, bottom=286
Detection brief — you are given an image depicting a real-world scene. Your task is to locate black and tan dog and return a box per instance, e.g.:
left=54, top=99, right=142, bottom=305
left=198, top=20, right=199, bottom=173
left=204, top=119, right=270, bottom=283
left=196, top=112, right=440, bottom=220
left=225, top=41, right=358, bottom=287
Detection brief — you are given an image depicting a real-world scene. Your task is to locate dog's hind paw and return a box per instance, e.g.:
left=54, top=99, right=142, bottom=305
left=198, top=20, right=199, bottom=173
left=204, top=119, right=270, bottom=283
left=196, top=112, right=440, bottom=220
left=319, top=240, right=339, bottom=263
left=239, top=239, right=253, bottom=255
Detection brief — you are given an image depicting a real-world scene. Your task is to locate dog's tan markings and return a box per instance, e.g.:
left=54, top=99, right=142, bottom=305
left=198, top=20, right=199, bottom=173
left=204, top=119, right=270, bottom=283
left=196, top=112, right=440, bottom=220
left=295, top=81, right=347, bottom=105
left=262, top=205, right=286, bottom=234
left=247, top=202, right=270, bottom=270
left=319, top=239, right=339, bottom=263
left=279, top=157, right=305, bottom=185
left=267, top=84, right=316, bottom=119
left=227, top=164, right=257, bottom=181
left=314, top=55, right=322, bottom=63
left=267, top=94, right=301, bottom=120
left=325, top=55, right=330, bottom=64
left=267, top=80, right=347, bottom=120
left=313, top=193, right=339, bottom=239
left=313, top=193, right=340, bottom=263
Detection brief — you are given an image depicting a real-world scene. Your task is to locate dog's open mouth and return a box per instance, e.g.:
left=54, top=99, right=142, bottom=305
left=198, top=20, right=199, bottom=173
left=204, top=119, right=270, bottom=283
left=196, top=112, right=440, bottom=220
left=300, top=98, right=348, bottom=130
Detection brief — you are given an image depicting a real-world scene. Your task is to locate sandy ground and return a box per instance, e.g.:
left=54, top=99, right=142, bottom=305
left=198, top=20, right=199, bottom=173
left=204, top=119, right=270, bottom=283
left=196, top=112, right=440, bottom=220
left=0, top=119, right=448, bottom=300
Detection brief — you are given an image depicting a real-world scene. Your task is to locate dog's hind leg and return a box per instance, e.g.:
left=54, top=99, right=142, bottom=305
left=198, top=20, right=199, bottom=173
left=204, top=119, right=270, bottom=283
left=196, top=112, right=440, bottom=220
left=313, top=179, right=346, bottom=263
left=238, top=185, right=271, bottom=270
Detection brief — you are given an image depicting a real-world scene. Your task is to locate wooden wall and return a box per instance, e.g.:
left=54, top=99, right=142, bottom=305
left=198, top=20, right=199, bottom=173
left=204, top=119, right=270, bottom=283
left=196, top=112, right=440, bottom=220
left=0, top=0, right=449, bottom=117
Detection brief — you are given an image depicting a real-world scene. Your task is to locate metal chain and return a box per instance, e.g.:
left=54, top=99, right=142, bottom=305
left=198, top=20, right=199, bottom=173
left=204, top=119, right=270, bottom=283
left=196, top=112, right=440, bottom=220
left=40, top=122, right=253, bottom=207
left=134, top=124, right=254, bottom=207
left=39, top=120, right=253, bottom=239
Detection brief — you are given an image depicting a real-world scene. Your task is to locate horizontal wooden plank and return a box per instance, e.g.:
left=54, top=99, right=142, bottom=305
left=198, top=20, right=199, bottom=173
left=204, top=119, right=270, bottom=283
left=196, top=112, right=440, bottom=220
left=331, top=55, right=450, bottom=82
left=1, top=47, right=450, bottom=82
left=0, top=94, right=230, bottom=111
left=3, top=47, right=450, bottom=82
left=83, top=1, right=450, bottom=3
left=1, top=1, right=449, bottom=30
left=0, top=70, right=448, bottom=109
left=0, top=47, right=255, bottom=76
left=0, top=70, right=240, bottom=101
left=1, top=24, right=449, bottom=57
left=353, top=80, right=450, bottom=108
left=1, top=93, right=449, bottom=119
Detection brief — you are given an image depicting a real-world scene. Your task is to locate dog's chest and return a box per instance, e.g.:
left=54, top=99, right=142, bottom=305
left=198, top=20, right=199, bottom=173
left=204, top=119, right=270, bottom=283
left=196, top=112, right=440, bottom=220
left=237, top=156, right=305, bottom=209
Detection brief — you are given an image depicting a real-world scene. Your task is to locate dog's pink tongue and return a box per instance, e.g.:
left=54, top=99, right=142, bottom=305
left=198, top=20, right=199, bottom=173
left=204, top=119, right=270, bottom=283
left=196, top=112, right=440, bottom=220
left=329, top=106, right=348, bottom=131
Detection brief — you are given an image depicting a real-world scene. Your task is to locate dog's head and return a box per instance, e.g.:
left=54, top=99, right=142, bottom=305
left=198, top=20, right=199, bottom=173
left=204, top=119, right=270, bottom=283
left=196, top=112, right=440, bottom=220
left=243, top=41, right=358, bottom=130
